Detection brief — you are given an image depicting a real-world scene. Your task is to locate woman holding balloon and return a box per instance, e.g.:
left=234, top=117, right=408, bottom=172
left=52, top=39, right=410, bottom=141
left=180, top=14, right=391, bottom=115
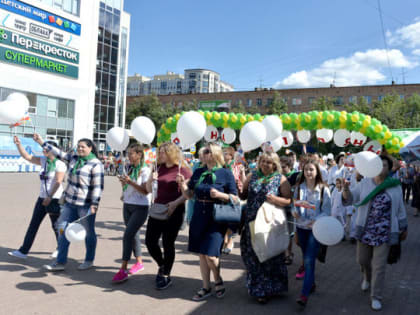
left=292, top=159, right=331, bottom=308
left=33, top=133, right=104, bottom=272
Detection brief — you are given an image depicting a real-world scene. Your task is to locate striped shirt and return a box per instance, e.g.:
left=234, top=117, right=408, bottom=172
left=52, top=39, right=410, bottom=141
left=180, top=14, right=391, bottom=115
left=43, top=143, right=104, bottom=206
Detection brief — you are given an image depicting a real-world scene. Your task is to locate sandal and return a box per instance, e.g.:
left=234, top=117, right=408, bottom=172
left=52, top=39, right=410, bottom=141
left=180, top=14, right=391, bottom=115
left=192, top=288, right=212, bottom=301
left=284, top=253, right=294, bottom=265
left=215, top=279, right=226, bottom=298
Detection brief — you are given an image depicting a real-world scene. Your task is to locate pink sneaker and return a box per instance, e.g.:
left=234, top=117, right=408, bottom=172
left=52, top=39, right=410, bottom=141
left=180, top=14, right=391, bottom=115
left=129, top=262, right=144, bottom=275
left=295, top=266, right=305, bottom=280
left=112, top=269, right=128, bottom=283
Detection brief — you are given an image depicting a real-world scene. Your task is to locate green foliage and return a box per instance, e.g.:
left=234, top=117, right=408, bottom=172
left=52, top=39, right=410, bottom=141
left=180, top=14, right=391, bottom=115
left=230, top=99, right=246, bottom=113
left=312, top=96, right=335, bottom=111
left=266, top=91, right=288, bottom=115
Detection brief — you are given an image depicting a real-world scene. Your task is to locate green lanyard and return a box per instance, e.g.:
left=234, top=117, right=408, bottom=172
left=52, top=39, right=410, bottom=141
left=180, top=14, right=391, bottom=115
left=286, top=170, right=296, bottom=177
left=256, top=170, right=278, bottom=184
left=123, top=162, right=146, bottom=191
left=46, top=158, right=57, bottom=172
left=72, top=152, right=96, bottom=175
left=195, top=167, right=221, bottom=188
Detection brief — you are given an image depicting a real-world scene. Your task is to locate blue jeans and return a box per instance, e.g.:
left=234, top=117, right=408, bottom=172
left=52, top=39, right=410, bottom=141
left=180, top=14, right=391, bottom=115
left=19, top=197, right=59, bottom=254
left=296, top=227, right=320, bottom=297
left=56, top=203, right=97, bottom=264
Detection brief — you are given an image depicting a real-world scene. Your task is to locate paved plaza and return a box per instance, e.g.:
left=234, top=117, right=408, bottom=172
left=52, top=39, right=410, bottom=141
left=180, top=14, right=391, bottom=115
left=1, top=173, right=419, bottom=315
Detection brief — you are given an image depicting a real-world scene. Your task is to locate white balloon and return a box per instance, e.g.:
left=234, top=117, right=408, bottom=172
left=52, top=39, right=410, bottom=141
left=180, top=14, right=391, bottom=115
left=204, top=125, right=219, bottom=142
left=0, top=98, right=28, bottom=124
left=354, top=151, right=383, bottom=178
left=280, top=131, right=294, bottom=148
left=171, top=132, right=181, bottom=145
left=363, top=140, right=382, bottom=155
left=334, top=129, right=351, bottom=147
left=177, top=111, right=207, bottom=147
left=262, top=115, right=283, bottom=141
left=221, top=128, right=236, bottom=144
left=130, top=116, right=155, bottom=144
left=106, top=127, right=130, bottom=151
left=239, top=121, right=267, bottom=152
left=316, top=129, right=333, bottom=143
left=7, top=92, right=30, bottom=107
left=297, top=130, right=311, bottom=143
left=312, top=216, right=344, bottom=246
left=263, top=136, right=283, bottom=152
left=350, top=131, right=367, bottom=147
left=65, top=223, right=86, bottom=242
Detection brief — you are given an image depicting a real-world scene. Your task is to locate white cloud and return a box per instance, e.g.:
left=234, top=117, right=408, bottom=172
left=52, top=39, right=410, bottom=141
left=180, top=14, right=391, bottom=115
left=387, top=18, right=420, bottom=48
left=274, top=49, right=417, bottom=88
left=412, top=49, right=420, bottom=56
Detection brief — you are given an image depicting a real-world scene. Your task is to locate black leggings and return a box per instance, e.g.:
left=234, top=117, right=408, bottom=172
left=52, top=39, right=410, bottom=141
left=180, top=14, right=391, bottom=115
left=145, top=205, right=184, bottom=275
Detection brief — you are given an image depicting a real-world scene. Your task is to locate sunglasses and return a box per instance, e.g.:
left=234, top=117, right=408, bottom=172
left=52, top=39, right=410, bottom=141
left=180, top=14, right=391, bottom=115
left=203, top=149, right=211, bottom=155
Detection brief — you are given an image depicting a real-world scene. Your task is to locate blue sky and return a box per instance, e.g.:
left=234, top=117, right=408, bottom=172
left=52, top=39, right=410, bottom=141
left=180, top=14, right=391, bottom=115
left=123, top=0, right=420, bottom=90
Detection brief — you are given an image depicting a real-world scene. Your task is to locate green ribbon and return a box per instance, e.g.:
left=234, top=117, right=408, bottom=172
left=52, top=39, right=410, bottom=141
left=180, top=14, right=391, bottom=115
left=46, top=158, right=57, bottom=172
left=72, top=152, right=96, bottom=175
left=195, top=167, right=221, bottom=188
left=226, top=160, right=234, bottom=171
left=123, top=162, right=146, bottom=191
left=256, top=170, right=278, bottom=184
left=355, top=177, right=401, bottom=207
left=286, top=170, right=296, bottom=177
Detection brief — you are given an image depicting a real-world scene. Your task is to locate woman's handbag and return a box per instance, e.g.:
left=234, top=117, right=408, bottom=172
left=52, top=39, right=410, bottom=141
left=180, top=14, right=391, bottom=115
left=149, top=203, right=169, bottom=220
left=213, top=195, right=242, bottom=224
left=387, top=241, right=401, bottom=264
left=45, top=198, right=61, bottom=215
left=249, top=202, right=289, bottom=263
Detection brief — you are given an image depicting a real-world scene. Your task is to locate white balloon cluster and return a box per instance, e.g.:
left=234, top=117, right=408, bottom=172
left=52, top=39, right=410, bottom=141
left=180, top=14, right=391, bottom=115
left=0, top=93, right=30, bottom=125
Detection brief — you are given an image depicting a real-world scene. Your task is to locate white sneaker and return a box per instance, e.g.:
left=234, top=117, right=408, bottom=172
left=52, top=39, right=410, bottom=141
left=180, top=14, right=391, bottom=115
left=361, top=279, right=370, bottom=291
left=50, top=250, right=58, bottom=258
left=78, top=261, right=94, bottom=270
left=371, top=299, right=382, bottom=311
left=43, top=262, right=65, bottom=271
left=8, top=250, right=27, bottom=259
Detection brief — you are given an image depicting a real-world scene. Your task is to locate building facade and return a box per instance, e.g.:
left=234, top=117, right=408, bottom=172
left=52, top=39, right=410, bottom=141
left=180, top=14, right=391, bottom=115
left=0, top=0, right=130, bottom=153
left=127, top=68, right=234, bottom=96
left=128, top=83, right=420, bottom=113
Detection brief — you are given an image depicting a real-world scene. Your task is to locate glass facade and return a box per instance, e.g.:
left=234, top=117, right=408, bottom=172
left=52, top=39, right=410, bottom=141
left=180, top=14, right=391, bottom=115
left=117, top=27, right=128, bottom=128
left=0, top=87, right=74, bottom=150
left=35, top=0, right=80, bottom=17
left=95, top=1, right=121, bottom=144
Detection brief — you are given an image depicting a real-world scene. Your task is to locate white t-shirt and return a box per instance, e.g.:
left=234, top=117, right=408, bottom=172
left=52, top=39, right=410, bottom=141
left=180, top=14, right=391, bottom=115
left=123, top=165, right=152, bottom=206
left=39, top=156, right=67, bottom=199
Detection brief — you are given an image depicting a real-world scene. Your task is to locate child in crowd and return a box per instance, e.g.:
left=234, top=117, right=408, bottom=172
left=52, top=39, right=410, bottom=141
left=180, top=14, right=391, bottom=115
left=331, top=178, right=346, bottom=227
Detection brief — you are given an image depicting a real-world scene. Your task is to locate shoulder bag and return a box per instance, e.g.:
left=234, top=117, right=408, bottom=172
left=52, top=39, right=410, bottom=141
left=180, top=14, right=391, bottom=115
left=149, top=203, right=169, bottom=220
left=213, top=195, right=242, bottom=224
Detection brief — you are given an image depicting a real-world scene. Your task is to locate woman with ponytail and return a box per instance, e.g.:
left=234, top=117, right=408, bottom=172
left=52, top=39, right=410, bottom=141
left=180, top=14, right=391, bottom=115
left=33, top=133, right=104, bottom=272
left=112, top=143, right=151, bottom=283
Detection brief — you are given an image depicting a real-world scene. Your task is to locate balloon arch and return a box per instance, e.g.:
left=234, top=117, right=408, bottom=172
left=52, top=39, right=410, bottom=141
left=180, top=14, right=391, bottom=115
left=156, top=110, right=404, bottom=154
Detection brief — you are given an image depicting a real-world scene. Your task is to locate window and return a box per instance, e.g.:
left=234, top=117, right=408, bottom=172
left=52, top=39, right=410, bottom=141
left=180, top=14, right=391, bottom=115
left=257, top=98, right=262, bottom=106
left=363, top=96, right=372, bottom=104
left=400, top=94, right=405, bottom=100
left=247, top=99, right=252, bottom=106
left=378, top=95, right=384, bottom=101
left=189, top=73, right=196, bottom=79
left=47, top=98, right=57, bottom=117
left=202, top=81, right=209, bottom=87
left=308, top=97, right=315, bottom=104
left=349, top=96, right=357, bottom=103
left=58, top=99, right=67, bottom=118
left=334, top=96, right=344, bottom=105
left=266, top=98, right=273, bottom=105
left=161, top=81, right=167, bottom=89
left=292, top=97, right=302, bottom=105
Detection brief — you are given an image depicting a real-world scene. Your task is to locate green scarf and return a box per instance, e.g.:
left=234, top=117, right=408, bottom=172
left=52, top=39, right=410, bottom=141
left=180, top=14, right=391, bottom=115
left=355, top=177, right=401, bottom=207
left=46, top=158, right=57, bottom=172
left=286, top=170, right=296, bottom=177
left=227, top=160, right=234, bottom=171
left=195, top=167, right=221, bottom=188
left=256, top=170, right=278, bottom=184
left=72, top=152, right=96, bottom=175
left=123, top=162, right=146, bottom=191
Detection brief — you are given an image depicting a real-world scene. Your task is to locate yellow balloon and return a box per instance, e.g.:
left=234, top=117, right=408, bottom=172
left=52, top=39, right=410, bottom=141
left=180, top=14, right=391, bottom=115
left=305, top=115, right=312, bottom=123
left=248, top=116, right=254, bottom=122
left=327, top=114, right=334, bottom=122
left=351, top=114, right=359, bottom=123
left=384, top=131, right=392, bottom=139
left=214, top=113, right=221, bottom=120
left=400, top=141, right=405, bottom=147
left=175, top=113, right=181, bottom=120
left=205, top=112, right=212, bottom=120
left=339, top=121, right=347, bottom=129
left=359, top=127, right=367, bottom=134
left=374, top=125, right=383, bottom=133
left=231, top=115, right=238, bottom=123
left=392, top=138, right=399, bottom=145
left=339, top=115, right=346, bottom=123
left=223, top=121, right=228, bottom=128
left=317, top=113, right=323, bottom=122
left=222, top=114, right=228, bottom=122
left=362, top=119, right=371, bottom=128
left=284, top=117, right=291, bottom=124
left=317, top=122, right=323, bottom=129
left=240, top=117, right=246, bottom=124
left=167, top=117, right=173, bottom=124
left=379, top=138, right=387, bottom=145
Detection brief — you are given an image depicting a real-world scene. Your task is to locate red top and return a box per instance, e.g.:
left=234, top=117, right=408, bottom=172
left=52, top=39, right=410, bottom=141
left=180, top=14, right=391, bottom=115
left=155, top=164, right=192, bottom=204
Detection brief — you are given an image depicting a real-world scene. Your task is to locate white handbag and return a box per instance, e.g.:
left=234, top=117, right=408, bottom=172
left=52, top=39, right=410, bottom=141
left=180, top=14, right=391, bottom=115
left=249, top=202, right=289, bottom=263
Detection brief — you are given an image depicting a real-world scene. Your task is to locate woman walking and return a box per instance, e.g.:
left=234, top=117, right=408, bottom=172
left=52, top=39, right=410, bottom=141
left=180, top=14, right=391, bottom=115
left=112, top=143, right=151, bottom=283
left=8, top=136, right=66, bottom=259
left=33, top=133, right=104, bottom=272
left=292, top=159, right=331, bottom=307
left=239, top=152, right=292, bottom=304
left=145, top=142, right=191, bottom=290
left=178, top=143, right=238, bottom=301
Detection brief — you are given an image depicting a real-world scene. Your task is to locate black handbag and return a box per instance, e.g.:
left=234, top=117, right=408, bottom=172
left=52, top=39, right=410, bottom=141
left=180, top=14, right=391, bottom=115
left=45, top=198, right=61, bottom=215
left=213, top=195, right=242, bottom=224
left=387, top=241, right=401, bottom=264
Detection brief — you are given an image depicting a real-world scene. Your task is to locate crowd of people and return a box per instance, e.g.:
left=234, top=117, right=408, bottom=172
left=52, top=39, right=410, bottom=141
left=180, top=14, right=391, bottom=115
left=7, top=133, right=419, bottom=311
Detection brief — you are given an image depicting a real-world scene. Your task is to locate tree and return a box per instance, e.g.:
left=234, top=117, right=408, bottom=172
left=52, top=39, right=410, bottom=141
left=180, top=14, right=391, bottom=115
left=230, top=99, right=246, bottom=113
left=312, top=96, right=335, bottom=111
left=266, top=91, right=288, bottom=115
left=345, top=96, right=372, bottom=115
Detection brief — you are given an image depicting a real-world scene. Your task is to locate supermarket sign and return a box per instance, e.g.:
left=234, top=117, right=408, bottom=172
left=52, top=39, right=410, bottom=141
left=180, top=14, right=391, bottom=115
left=0, top=46, right=78, bottom=78
left=0, top=0, right=81, bottom=35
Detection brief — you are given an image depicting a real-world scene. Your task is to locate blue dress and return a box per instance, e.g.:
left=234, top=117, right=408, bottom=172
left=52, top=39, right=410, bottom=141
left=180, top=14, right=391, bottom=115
left=188, top=167, right=238, bottom=257
left=240, top=172, right=288, bottom=297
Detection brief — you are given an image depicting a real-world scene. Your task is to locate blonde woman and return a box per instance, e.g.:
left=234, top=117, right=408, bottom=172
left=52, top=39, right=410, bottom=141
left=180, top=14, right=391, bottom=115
left=145, top=142, right=191, bottom=290
left=177, top=143, right=238, bottom=301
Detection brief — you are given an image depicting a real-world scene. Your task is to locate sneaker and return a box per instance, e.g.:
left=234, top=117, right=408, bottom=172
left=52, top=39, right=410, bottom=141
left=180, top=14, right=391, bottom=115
left=50, top=250, right=58, bottom=259
left=112, top=269, right=129, bottom=283
left=43, top=262, right=65, bottom=271
left=156, top=275, right=172, bottom=290
left=371, top=299, right=382, bottom=311
left=78, top=261, right=94, bottom=271
left=295, top=266, right=305, bottom=280
left=361, top=279, right=370, bottom=291
left=296, top=295, right=308, bottom=307
left=8, top=250, right=27, bottom=259
left=128, top=262, right=144, bottom=275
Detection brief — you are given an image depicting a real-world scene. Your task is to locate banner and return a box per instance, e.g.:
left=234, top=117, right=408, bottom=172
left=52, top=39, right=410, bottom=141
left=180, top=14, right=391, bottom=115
left=199, top=100, right=231, bottom=110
